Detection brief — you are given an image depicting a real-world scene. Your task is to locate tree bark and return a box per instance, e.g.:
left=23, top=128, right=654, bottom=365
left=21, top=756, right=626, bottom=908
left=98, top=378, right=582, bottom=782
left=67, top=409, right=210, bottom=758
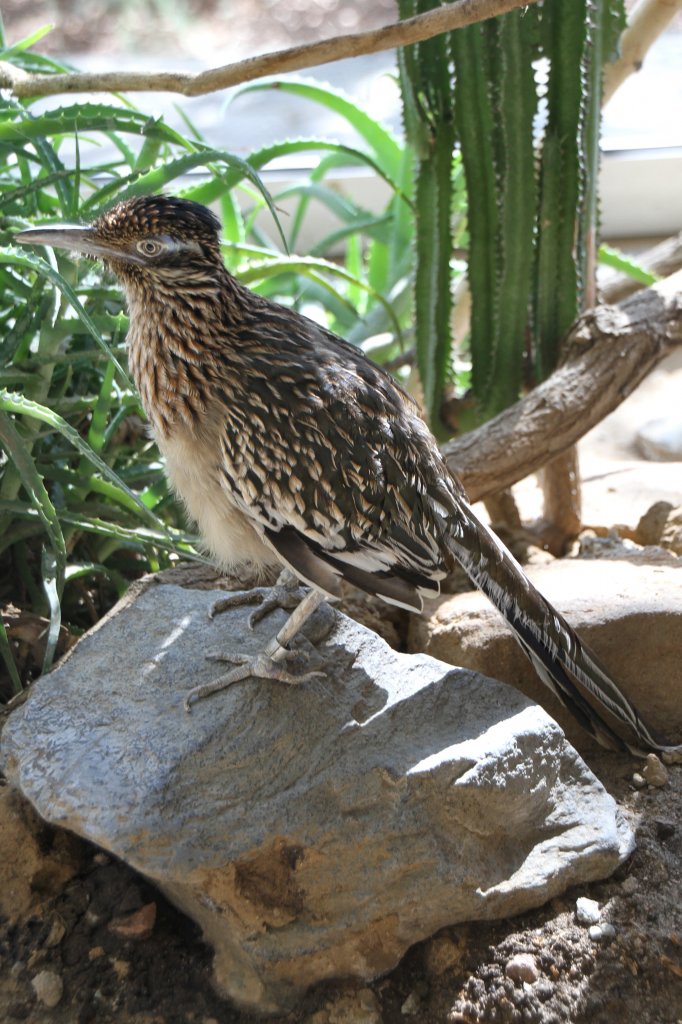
left=483, top=489, right=523, bottom=532
left=602, top=0, right=682, bottom=107
left=445, top=270, right=682, bottom=503
left=536, top=447, right=583, bottom=554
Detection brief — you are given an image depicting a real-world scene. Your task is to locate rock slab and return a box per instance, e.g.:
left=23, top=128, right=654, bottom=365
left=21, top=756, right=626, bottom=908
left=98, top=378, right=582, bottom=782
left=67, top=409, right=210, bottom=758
left=410, top=556, right=682, bottom=755
left=1, top=575, right=633, bottom=1014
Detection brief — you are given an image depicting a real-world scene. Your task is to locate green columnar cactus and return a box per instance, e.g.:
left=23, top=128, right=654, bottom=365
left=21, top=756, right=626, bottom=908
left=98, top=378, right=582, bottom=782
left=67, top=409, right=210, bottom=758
left=534, top=0, right=624, bottom=378
left=398, top=0, right=626, bottom=428
left=452, top=10, right=536, bottom=418
left=398, top=0, right=457, bottom=435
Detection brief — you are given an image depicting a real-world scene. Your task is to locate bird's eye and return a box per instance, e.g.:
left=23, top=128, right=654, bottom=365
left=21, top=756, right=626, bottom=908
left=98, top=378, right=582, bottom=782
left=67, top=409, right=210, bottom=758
left=136, top=239, right=163, bottom=257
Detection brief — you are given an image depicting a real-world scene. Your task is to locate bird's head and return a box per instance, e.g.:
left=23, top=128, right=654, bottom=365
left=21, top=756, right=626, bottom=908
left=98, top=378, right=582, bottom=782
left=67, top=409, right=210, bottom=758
left=15, top=195, right=224, bottom=284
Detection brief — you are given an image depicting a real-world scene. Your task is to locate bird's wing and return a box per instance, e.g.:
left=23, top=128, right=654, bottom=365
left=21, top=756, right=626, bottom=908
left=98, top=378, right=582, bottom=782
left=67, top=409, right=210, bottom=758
left=213, top=342, right=452, bottom=610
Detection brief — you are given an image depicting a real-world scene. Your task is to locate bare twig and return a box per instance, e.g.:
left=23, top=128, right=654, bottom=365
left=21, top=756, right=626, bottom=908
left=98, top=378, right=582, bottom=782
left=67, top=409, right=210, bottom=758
left=603, top=0, right=682, bottom=107
left=445, top=270, right=682, bottom=503
left=0, top=0, right=536, bottom=99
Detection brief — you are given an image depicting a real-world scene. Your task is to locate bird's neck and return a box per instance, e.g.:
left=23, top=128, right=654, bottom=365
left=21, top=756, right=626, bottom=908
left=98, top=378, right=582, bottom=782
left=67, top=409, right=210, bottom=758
left=123, top=266, right=240, bottom=438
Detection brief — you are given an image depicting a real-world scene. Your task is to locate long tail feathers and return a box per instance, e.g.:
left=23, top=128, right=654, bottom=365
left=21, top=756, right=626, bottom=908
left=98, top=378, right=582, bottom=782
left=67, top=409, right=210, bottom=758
left=447, top=503, right=679, bottom=756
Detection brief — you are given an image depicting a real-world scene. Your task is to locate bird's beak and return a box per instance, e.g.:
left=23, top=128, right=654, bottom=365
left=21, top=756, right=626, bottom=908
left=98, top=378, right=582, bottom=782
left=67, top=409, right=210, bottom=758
left=14, top=224, right=125, bottom=262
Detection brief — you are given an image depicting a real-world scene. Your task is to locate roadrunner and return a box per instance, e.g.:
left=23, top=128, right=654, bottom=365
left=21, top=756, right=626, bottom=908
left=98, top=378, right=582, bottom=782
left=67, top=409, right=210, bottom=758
left=16, top=195, right=677, bottom=755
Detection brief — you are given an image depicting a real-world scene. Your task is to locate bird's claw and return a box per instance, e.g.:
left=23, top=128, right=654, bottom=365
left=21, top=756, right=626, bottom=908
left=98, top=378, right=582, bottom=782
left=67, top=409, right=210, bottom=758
left=206, top=645, right=300, bottom=666
left=185, top=645, right=324, bottom=712
left=208, top=590, right=260, bottom=621
left=208, top=583, right=309, bottom=629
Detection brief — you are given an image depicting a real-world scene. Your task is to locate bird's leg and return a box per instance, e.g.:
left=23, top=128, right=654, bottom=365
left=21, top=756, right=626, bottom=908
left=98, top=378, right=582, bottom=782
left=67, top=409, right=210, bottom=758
left=185, top=587, right=327, bottom=711
left=208, top=568, right=307, bottom=629
left=261, top=586, right=327, bottom=660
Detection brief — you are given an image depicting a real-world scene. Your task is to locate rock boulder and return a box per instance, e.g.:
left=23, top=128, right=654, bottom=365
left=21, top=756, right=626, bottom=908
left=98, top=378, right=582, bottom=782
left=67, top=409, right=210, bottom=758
left=410, top=556, right=682, bottom=756
left=2, top=573, right=633, bottom=1014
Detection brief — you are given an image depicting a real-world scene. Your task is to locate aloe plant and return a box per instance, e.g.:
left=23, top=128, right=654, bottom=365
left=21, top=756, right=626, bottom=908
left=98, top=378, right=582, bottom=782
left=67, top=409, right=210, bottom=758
left=228, top=79, right=419, bottom=352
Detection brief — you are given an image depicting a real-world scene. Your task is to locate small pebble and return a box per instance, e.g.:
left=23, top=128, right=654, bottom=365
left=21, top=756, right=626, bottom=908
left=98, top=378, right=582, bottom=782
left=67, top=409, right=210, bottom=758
left=621, top=876, right=639, bottom=895
left=589, top=923, right=616, bottom=942
left=576, top=897, right=600, bottom=925
left=401, top=991, right=421, bottom=1015
left=632, top=773, right=646, bottom=789
left=642, top=754, right=668, bottom=788
left=634, top=501, right=673, bottom=546
left=505, top=952, right=540, bottom=984
left=424, top=935, right=466, bottom=977
left=108, top=901, right=156, bottom=939
left=535, top=979, right=554, bottom=1002
left=31, top=970, right=63, bottom=1008
left=111, top=959, right=130, bottom=980
left=26, top=949, right=42, bottom=971
left=44, top=918, right=66, bottom=948
left=84, top=909, right=102, bottom=928
left=654, top=819, right=676, bottom=841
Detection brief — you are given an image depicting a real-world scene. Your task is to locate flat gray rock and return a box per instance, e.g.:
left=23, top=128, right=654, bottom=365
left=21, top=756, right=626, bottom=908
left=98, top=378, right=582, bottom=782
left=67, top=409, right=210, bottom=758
left=1, top=575, right=633, bottom=1014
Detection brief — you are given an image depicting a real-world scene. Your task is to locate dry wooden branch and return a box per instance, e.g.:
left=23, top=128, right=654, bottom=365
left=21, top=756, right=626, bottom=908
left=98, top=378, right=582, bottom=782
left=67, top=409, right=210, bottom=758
left=0, top=0, right=535, bottom=99
left=446, top=270, right=682, bottom=503
left=603, top=0, right=682, bottom=107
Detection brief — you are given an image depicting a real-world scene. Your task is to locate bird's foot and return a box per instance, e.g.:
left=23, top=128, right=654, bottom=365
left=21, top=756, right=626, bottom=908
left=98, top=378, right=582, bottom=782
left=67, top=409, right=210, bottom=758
left=186, top=587, right=330, bottom=711
left=185, top=643, right=324, bottom=712
left=208, top=574, right=308, bottom=630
